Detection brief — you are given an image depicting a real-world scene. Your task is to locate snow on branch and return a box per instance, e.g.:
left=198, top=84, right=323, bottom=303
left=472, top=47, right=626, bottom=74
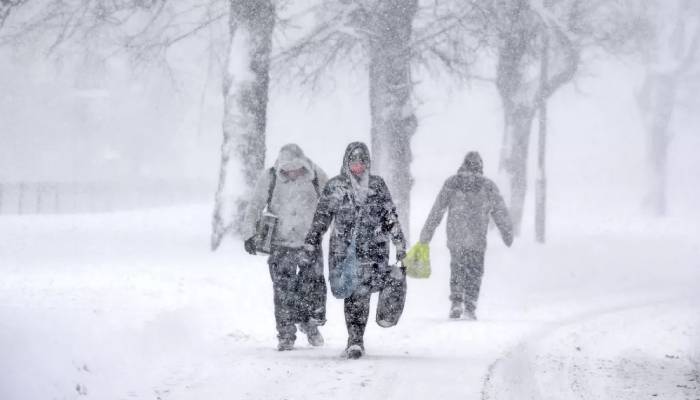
left=0, top=0, right=227, bottom=69
left=0, top=0, right=28, bottom=29
left=271, top=1, right=365, bottom=90
left=410, top=0, right=490, bottom=79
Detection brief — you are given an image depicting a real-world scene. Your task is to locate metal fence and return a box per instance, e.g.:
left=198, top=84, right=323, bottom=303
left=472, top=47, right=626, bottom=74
left=0, top=180, right=214, bottom=214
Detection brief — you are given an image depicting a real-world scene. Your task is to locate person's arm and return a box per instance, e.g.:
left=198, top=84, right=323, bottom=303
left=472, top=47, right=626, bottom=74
left=418, top=179, right=454, bottom=244
left=487, top=181, right=514, bottom=247
left=313, top=164, right=329, bottom=191
left=314, top=164, right=328, bottom=191
left=304, top=179, right=338, bottom=248
left=375, top=178, right=406, bottom=259
left=241, top=169, right=273, bottom=241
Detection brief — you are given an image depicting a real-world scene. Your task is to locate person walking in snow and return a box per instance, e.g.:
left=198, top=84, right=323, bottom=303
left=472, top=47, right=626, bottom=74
left=418, top=151, right=513, bottom=320
left=303, top=142, right=407, bottom=359
left=242, top=144, right=328, bottom=351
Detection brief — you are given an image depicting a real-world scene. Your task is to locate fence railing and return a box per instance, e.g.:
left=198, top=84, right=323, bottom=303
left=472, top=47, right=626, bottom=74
left=0, top=180, right=214, bottom=215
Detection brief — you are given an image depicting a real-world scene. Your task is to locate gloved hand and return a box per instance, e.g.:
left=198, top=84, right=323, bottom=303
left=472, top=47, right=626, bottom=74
left=244, top=237, right=257, bottom=255
left=396, top=248, right=406, bottom=262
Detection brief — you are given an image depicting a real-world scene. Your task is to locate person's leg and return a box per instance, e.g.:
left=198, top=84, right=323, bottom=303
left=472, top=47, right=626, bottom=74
left=268, top=248, right=298, bottom=349
left=448, top=247, right=468, bottom=318
left=463, top=251, right=485, bottom=319
left=344, top=289, right=371, bottom=358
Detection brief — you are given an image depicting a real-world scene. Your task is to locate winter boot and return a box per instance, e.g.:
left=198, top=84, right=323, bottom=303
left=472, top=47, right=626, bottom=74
left=463, top=308, right=477, bottom=321
left=277, top=337, right=294, bottom=351
left=449, top=301, right=463, bottom=319
left=299, top=323, right=324, bottom=347
left=344, top=344, right=365, bottom=359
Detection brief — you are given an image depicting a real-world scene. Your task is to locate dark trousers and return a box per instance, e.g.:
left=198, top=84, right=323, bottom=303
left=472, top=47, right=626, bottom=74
left=342, top=263, right=386, bottom=347
left=268, top=247, right=327, bottom=341
left=344, top=291, right=371, bottom=347
left=448, top=248, right=485, bottom=313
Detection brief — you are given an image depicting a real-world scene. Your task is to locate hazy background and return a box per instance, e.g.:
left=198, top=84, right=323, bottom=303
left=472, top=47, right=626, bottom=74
left=2, top=45, right=699, bottom=239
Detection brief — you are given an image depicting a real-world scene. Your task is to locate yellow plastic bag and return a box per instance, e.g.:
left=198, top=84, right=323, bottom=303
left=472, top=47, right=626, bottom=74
left=404, top=242, right=431, bottom=279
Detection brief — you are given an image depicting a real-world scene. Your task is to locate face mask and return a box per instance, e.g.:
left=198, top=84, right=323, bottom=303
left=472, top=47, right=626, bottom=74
left=349, top=162, right=366, bottom=176
left=281, top=167, right=307, bottom=180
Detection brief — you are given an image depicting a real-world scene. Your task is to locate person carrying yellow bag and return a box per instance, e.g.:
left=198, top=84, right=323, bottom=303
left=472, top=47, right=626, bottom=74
left=417, top=151, right=513, bottom=320
left=404, top=242, right=431, bottom=279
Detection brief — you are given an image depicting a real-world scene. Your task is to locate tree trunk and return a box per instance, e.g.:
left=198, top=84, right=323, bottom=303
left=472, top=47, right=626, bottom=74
left=1, top=1, right=19, bottom=28
left=501, top=104, right=536, bottom=236
left=368, top=0, right=418, bottom=241
left=644, top=74, right=676, bottom=216
left=212, top=0, right=275, bottom=250
left=495, top=4, right=536, bottom=237
left=535, top=31, right=549, bottom=243
left=535, top=101, right=547, bottom=243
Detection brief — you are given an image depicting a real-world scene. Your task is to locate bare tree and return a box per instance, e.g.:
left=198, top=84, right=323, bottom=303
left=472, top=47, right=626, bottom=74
left=491, top=1, right=578, bottom=235
left=0, top=0, right=27, bottom=29
left=441, top=0, right=648, bottom=236
left=1, top=0, right=279, bottom=249
left=367, top=0, right=418, bottom=238
left=535, top=29, right=549, bottom=243
left=637, top=0, right=700, bottom=216
left=276, top=0, right=648, bottom=239
left=274, top=0, right=419, bottom=237
left=212, top=0, right=275, bottom=249
left=276, top=0, right=491, bottom=238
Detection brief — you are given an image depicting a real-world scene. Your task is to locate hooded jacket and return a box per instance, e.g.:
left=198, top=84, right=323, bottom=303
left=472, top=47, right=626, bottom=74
left=242, top=144, right=328, bottom=248
left=305, top=142, right=406, bottom=275
left=419, top=152, right=513, bottom=252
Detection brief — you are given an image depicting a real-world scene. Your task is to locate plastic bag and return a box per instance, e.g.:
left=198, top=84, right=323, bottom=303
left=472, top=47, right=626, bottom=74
left=404, top=242, right=431, bottom=279
left=329, top=238, right=361, bottom=299
left=376, top=264, right=407, bottom=328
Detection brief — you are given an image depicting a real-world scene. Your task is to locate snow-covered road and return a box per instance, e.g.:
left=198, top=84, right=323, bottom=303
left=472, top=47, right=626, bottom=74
left=1, top=206, right=698, bottom=399
left=483, top=302, right=699, bottom=400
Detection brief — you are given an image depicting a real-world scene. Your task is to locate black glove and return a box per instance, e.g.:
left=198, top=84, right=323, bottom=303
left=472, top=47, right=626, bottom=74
left=244, top=237, right=257, bottom=255
left=396, top=249, right=406, bottom=262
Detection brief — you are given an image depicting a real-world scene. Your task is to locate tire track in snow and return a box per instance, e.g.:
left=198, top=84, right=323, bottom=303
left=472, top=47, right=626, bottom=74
left=481, top=298, right=699, bottom=400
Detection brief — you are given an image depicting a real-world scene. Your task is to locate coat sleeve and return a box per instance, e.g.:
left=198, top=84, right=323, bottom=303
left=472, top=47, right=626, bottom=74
left=314, top=165, right=329, bottom=192
left=304, top=179, right=337, bottom=247
left=378, top=179, right=407, bottom=254
left=418, top=179, right=454, bottom=244
left=241, top=169, right=273, bottom=241
left=487, top=181, right=514, bottom=247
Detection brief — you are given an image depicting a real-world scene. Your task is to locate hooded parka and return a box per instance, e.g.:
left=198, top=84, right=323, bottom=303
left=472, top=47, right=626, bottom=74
left=419, top=151, right=513, bottom=251
left=305, top=142, right=406, bottom=287
left=242, top=144, right=328, bottom=345
left=418, top=151, right=513, bottom=318
left=304, top=142, right=407, bottom=354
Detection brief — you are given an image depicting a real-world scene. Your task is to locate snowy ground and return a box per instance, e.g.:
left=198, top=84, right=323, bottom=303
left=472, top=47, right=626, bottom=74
left=1, top=205, right=698, bottom=400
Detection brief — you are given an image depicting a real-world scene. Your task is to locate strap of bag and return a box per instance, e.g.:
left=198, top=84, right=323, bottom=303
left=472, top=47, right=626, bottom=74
left=311, top=169, right=320, bottom=197
left=266, top=167, right=276, bottom=210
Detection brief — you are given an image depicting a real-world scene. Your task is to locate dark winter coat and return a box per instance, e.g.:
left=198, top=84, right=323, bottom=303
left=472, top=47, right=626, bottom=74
left=305, top=142, right=407, bottom=281
left=419, top=152, right=513, bottom=252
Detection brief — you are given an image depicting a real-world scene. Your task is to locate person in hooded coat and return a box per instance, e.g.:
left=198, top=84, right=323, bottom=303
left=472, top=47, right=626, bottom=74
left=242, top=144, right=328, bottom=351
left=418, top=151, right=513, bottom=320
left=303, top=142, right=407, bottom=359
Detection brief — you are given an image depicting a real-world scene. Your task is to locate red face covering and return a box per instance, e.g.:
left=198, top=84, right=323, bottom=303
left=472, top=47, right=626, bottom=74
left=349, top=162, right=366, bottom=176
